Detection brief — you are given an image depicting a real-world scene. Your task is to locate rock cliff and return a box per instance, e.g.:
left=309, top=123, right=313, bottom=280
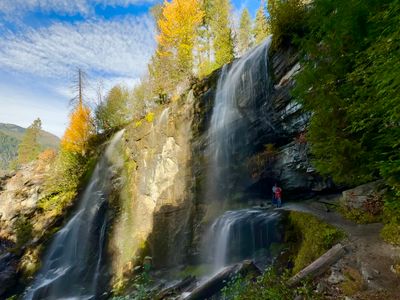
left=109, top=45, right=336, bottom=280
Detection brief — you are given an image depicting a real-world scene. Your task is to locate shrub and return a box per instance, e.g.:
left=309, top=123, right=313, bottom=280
left=380, top=194, right=400, bottom=245
left=145, top=112, right=154, bottom=123
left=222, top=267, right=320, bottom=300
left=381, top=222, right=400, bottom=245
left=14, top=216, right=33, bottom=249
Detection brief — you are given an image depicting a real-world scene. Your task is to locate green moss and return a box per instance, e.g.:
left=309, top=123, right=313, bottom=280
left=178, top=264, right=211, bottom=278
left=289, top=211, right=344, bottom=274
left=37, top=190, right=77, bottom=216
left=381, top=222, right=400, bottom=245
left=340, top=267, right=365, bottom=296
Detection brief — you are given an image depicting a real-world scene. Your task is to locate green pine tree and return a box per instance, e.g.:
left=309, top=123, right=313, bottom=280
left=196, top=0, right=215, bottom=77
left=254, top=1, right=270, bottom=45
left=209, top=0, right=234, bottom=68
left=17, top=118, right=42, bottom=165
left=95, top=85, right=130, bottom=131
left=238, top=8, right=253, bottom=55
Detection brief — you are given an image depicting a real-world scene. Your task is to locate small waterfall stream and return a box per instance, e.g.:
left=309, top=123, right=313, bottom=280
left=24, top=130, right=125, bottom=300
left=206, top=209, right=281, bottom=272
left=203, top=38, right=281, bottom=273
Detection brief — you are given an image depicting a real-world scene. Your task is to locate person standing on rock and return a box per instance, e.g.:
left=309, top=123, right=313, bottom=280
left=274, top=184, right=283, bottom=208
left=272, top=183, right=278, bottom=205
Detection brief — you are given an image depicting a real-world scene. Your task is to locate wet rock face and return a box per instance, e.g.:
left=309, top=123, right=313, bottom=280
left=0, top=252, right=19, bottom=297
left=192, top=46, right=335, bottom=201
left=109, top=93, right=195, bottom=275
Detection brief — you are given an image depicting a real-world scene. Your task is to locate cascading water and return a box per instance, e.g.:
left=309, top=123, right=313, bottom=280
left=206, top=209, right=282, bottom=272
left=206, top=37, right=275, bottom=205
left=24, top=130, right=125, bottom=300
left=203, top=37, right=282, bottom=272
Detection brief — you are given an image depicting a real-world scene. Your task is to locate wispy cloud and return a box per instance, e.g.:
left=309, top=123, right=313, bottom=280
left=0, top=15, right=154, bottom=77
left=0, top=15, right=155, bottom=79
left=0, top=11, right=156, bottom=136
left=0, top=0, right=158, bottom=17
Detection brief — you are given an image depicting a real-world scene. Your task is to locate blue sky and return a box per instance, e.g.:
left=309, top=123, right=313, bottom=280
left=0, top=0, right=261, bottom=137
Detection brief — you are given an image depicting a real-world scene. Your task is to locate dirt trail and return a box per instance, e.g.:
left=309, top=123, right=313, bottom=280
left=281, top=195, right=400, bottom=299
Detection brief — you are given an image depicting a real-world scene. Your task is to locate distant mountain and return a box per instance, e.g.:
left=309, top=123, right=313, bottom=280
left=0, top=123, right=60, bottom=172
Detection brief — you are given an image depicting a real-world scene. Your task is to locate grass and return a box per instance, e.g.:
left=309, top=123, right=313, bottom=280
left=288, top=211, right=345, bottom=274
left=221, top=267, right=321, bottom=300
left=339, top=205, right=381, bottom=224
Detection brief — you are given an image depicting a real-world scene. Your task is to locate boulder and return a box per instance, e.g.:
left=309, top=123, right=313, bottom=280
left=341, top=181, right=385, bottom=210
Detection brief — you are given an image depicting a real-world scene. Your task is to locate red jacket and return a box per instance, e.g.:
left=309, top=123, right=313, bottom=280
left=275, top=187, right=282, bottom=199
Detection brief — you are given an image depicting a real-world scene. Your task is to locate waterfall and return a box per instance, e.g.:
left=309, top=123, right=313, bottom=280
left=24, top=130, right=125, bottom=300
left=203, top=37, right=281, bottom=272
left=206, top=37, right=274, bottom=205
left=206, top=209, right=281, bottom=272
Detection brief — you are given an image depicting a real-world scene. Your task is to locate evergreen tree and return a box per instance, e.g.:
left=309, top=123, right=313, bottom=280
left=17, top=118, right=42, bottom=165
left=238, top=8, right=253, bottom=55
left=95, top=85, right=130, bottom=131
left=209, top=0, right=234, bottom=68
left=254, top=1, right=270, bottom=45
left=196, top=0, right=215, bottom=77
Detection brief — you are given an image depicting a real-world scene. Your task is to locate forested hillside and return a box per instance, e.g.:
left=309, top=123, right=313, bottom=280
left=0, top=123, right=59, bottom=172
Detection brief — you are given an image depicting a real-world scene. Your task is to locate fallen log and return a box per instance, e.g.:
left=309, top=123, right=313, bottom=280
left=156, top=276, right=196, bottom=300
left=183, top=260, right=261, bottom=300
left=288, top=243, right=346, bottom=287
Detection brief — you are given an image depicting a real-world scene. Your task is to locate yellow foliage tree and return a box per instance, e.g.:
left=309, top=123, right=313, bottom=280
left=157, top=0, right=204, bottom=75
left=61, top=102, right=93, bottom=155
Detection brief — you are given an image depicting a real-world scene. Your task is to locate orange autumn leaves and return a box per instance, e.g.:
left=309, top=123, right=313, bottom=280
left=61, top=102, right=93, bottom=155
left=157, top=0, right=204, bottom=73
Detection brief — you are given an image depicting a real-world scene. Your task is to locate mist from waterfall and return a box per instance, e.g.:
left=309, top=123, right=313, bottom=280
left=24, top=130, right=125, bottom=300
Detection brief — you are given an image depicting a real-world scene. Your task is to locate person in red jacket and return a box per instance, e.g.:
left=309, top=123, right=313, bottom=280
left=274, top=184, right=283, bottom=208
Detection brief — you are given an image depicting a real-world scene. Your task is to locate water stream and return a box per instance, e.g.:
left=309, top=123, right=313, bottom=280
left=24, top=130, right=125, bottom=300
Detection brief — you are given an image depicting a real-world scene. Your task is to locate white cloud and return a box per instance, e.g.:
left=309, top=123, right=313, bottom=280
left=0, top=15, right=156, bottom=80
left=0, top=79, right=68, bottom=137
left=0, top=0, right=159, bottom=17
left=0, top=12, right=156, bottom=136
